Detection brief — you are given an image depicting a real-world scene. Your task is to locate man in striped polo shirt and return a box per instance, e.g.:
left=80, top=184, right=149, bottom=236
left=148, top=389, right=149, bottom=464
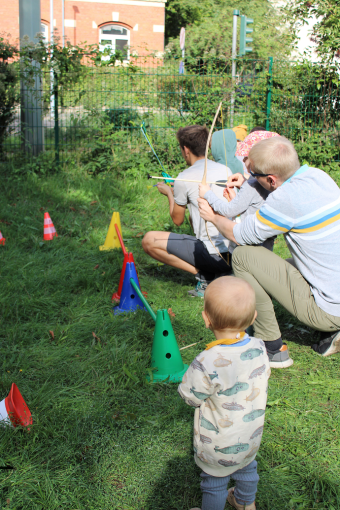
left=197, top=136, right=340, bottom=368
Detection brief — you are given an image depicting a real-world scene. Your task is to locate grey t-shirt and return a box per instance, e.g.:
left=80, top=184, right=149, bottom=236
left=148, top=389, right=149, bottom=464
left=174, top=159, right=231, bottom=254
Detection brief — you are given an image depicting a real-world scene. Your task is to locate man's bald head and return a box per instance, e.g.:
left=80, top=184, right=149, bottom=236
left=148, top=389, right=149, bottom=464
left=204, top=276, right=256, bottom=332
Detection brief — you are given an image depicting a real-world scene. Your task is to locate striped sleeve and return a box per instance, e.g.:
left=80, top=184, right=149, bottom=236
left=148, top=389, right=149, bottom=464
left=233, top=201, right=294, bottom=245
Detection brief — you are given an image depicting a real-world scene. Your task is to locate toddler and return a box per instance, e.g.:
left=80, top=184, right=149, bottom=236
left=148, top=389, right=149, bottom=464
left=178, top=276, right=270, bottom=510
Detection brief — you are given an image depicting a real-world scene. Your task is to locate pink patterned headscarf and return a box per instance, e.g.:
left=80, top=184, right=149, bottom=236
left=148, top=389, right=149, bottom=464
left=236, top=130, right=280, bottom=157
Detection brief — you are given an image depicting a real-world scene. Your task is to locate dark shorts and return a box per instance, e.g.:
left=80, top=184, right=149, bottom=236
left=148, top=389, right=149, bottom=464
left=166, top=233, right=232, bottom=278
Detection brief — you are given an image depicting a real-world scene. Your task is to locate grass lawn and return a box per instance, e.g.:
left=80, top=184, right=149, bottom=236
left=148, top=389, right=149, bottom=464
left=1, top=158, right=340, bottom=510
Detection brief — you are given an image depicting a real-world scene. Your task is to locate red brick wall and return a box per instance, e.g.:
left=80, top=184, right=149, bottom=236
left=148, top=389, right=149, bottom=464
left=0, top=0, right=165, bottom=55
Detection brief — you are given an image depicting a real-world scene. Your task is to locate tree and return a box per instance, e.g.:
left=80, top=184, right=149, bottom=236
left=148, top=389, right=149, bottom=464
left=285, top=0, right=340, bottom=62
left=165, top=0, right=295, bottom=61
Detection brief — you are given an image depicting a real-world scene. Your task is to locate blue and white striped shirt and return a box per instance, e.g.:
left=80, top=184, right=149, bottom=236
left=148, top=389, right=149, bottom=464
left=233, top=166, right=340, bottom=316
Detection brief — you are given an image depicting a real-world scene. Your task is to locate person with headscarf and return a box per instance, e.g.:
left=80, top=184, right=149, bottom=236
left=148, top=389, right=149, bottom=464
left=199, top=131, right=280, bottom=253
left=236, top=129, right=280, bottom=175
left=211, top=129, right=244, bottom=175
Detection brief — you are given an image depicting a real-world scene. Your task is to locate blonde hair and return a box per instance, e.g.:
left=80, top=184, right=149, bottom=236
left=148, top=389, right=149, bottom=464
left=204, top=276, right=256, bottom=332
left=248, top=136, right=300, bottom=179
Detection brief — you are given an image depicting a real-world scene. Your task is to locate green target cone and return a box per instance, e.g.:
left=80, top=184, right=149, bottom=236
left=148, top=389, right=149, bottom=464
left=148, top=309, right=188, bottom=383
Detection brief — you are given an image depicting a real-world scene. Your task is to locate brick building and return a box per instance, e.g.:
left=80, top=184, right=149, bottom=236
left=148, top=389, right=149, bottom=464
left=0, top=0, right=166, bottom=58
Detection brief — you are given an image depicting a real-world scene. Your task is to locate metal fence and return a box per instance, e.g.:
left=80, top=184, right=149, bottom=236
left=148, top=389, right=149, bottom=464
left=2, top=56, right=340, bottom=163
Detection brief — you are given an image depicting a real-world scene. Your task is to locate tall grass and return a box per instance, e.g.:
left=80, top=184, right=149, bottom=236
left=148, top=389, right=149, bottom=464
left=1, top=159, right=340, bottom=510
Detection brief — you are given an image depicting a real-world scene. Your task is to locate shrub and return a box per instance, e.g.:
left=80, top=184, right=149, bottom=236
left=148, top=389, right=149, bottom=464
left=0, top=37, right=19, bottom=152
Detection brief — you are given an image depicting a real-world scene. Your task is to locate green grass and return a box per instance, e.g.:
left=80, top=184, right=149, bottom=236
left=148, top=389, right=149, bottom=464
left=1, top=159, right=340, bottom=510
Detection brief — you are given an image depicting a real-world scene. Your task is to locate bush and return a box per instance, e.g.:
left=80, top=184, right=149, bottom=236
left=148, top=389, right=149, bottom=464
left=0, top=37, right=19, bottom=151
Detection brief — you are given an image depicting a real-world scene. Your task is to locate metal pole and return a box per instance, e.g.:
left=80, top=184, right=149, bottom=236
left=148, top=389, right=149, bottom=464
left=50, top=0, right=54, bottom=120
left=265, top=57, right=273, bottom=131
left=19, top=0, right=44, bottom=155
left=54, top=76, right=59, bottom=164
left=62, top=0, right=65, bottom=47
left=230, top=9, right=239, bottom=128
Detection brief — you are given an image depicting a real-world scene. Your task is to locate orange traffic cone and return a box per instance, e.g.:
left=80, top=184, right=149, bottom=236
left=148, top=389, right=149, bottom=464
left=0, top=231, right=5, bottom=245
left=0, top=383, right=32, bottom=428
left=43, top=212, right=58, bottom=241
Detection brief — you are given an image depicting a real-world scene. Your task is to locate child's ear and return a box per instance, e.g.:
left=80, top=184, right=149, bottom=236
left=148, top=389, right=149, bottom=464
left=202, top=310, right=211, bottom=329
left=250, top=310, right=257, bottom=325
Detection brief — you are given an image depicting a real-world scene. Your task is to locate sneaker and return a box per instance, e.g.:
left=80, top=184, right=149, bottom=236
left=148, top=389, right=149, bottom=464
left=188, top=280, right=208, bottom=298
left=267, top=344, right=294, bottom=369
left=312, top=331, right=340, bottom=356
left=227, top=487, right=256, bottom=510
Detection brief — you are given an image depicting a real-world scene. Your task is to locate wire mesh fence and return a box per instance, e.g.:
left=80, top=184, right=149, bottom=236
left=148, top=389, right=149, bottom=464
left=1, top=56, right=339, bottom=164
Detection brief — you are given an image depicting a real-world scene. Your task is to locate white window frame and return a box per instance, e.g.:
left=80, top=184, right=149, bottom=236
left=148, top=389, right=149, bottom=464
left=99, top=24, right=130, bottom=62
left=41, top=23, right=49, bottom=44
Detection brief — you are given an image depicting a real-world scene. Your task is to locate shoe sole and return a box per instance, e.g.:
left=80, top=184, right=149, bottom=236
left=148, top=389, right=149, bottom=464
left=322, top=333, right=340, bottom=357
left=269, top=358, right=294, bottom=369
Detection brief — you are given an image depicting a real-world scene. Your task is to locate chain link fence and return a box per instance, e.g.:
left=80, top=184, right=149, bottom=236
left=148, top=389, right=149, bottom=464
left=1, top=56, right=339, bottom=164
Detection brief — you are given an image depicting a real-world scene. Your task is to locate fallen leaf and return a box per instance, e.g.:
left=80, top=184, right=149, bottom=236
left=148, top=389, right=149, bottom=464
left=136, top=232, right=144, bottom=237
left=0, top=220, right=12, bottom=225
left=49, top=330, right=55, bottom=340
left=93, top=264, right=99, bottom=270
left=92, top=332, right=100, bottom=342
left=11, top=203, right=16, bottom=207
left=168, top=308, right=176, bottom=317
left=80, top=210, right=86, bottom=215
left=75, top=355, right=79, bottom=357
left=39, top=207, right=44, bottom=211
left=90, top=201, right=97, bottom=205
left=70, top=207, right=76, bottom=211
left=101, top=271, right=106, bottom=275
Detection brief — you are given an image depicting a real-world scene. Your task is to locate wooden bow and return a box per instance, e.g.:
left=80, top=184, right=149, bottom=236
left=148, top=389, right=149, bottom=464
left=202, top=101, right=230, bottom=266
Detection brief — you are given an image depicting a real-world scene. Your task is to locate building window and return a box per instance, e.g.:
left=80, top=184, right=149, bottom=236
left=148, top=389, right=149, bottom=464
left=99, top=25, right=130, bottom=61
left=41, top=23, right=49, bottom=43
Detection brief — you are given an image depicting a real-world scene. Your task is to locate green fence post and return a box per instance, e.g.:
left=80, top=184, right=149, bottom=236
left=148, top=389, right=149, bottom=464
left=265, top=57, right=273, bottom=131
left=54, top=76, right=59, bottom=165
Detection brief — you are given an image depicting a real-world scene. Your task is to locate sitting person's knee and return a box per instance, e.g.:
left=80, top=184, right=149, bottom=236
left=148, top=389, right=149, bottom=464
left=142, top=232, right=153, bottom=253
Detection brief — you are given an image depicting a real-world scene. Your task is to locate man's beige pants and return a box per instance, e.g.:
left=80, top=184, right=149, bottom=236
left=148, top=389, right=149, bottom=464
left=232, top=246, right=340, bottom=342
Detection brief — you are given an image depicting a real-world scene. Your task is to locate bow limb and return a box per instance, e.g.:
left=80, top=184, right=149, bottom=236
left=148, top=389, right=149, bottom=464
left=202, top=101, right=223, bottom=186
left=202, top=101, right=230, bottom=267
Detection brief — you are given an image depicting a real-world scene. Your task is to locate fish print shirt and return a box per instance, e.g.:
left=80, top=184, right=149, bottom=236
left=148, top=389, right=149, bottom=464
left=178, top=336, right=270, bottom=477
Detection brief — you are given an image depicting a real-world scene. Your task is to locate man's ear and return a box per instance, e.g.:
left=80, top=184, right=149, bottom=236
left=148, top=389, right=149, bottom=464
left=267, top=176, right=276, bottom=189
left=202, top=310, right=211, bottom=329
left=183, top=145, right=190, bottom=157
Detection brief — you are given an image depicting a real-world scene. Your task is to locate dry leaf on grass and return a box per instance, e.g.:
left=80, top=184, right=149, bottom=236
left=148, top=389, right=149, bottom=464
left=168, top=308, right=176, bottom=317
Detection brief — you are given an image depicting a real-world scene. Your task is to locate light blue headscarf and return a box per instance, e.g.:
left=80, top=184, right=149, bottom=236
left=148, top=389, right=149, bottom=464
left=211, top=129, right=244, bottom=175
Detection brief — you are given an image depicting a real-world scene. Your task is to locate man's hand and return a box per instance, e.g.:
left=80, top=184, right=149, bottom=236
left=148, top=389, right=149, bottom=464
left=223, top=187, right=236, bottom=201
left=197, top=198, right=217, bottom=224
left=198, top=183, right=210, bottom=198
left=227, top=173, right=246, bottom=189
left=156, top=182, right=172, bottom=196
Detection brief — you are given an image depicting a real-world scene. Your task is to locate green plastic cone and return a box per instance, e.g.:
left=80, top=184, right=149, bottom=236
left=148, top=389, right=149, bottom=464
left=148, top=309, right=188, bottom=383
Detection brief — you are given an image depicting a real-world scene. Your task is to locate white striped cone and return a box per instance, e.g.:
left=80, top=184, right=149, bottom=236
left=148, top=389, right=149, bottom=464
left=0, top=231, right=5, bottom=245
left=0, top=397, right=11, bottom=426
left=43, top=212, right=58, bottom=241
left=0, top=384, right=32, bottom=428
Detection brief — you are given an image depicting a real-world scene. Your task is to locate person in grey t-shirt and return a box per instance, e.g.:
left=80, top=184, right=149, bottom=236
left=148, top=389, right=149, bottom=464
left=142, top=125, right=233, bottom=297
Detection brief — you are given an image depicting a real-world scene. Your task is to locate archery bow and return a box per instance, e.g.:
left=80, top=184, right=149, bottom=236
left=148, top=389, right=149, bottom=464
left=201, top=101, right=230, bottom=265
